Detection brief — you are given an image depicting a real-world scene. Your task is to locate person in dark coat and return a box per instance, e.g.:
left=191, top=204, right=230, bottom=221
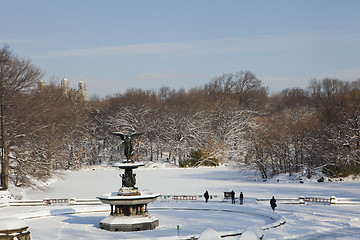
left=204, top=190, right=209, bottom=203
left=270, top=196, right=277, bottom=211
left=239, top=192, right=244, bottom=205
left=231, top=190, right=235, bottom=204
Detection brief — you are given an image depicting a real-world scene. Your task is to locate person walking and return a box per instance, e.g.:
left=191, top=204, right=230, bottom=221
left=239, top=192, right=244, bottom=205
left=204, top=190, right=209, bottom=203
left=231, top=190, right=235, bottom=204
left=270, top=196, right=277, bottom=211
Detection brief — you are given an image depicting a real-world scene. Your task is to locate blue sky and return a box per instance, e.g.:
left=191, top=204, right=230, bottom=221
left=2, top=0, right=360, bottom=98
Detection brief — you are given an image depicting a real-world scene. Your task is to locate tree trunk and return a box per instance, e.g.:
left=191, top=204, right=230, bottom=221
left=150, top=142, right=153, bottom=161
left=1, top=117, right=8, bottom=190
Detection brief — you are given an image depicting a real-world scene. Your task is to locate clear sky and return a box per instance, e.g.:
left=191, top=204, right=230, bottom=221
left=2, top=0, right=360, bottom=98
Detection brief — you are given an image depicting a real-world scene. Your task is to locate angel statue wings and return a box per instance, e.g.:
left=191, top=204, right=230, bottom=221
left=112, top=132, right=144, bottom=162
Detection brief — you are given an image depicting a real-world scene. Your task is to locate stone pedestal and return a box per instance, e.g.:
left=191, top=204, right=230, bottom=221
left=100, top=215, right=159, bottom=232
left=0, top=218, right=31, bottom=239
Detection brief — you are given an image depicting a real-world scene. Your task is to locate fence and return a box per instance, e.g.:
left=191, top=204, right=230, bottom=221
left=172, top=195, right=197, bottom=201
left=5, top=195, right=360, bottom=207
left=159, top=194, right=222, bottom=202
left=257, top=196, right=360, bottom=205
left=7, top=198, right=102, bottom=207
left=302, top=197, right=332, bottom=204
left=7, top=195, right=224, bottom=206
left=43, top=198, right=70, bottom=205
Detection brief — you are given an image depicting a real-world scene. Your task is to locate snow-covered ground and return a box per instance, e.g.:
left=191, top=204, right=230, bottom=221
left=2, top=163, right=360, bottom=239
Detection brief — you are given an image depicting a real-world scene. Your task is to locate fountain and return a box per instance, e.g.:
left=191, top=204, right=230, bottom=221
left=97, top=132, right=160, bottom=232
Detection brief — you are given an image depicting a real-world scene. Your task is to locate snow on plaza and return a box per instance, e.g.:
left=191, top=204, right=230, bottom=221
left=1, top=163, right=360, bottom=239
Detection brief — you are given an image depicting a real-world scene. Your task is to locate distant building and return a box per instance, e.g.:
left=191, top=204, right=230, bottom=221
left=78, top=81, right=88, bottom=101
left=38, top=79, right=45, bottom=90
left=38, top=78, right=88, bottom=101
left=61, top=77, right=70, bottom=94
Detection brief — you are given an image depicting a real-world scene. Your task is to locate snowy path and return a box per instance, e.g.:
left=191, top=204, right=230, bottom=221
left=259, top=202, right=360, bottom=239
left=2, top=201, right=283, bottom=240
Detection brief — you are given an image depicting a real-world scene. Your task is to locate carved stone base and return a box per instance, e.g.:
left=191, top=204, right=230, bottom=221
left=99, top=215, right=159, bottom=232
left=118, top=187, right=140, bottom=196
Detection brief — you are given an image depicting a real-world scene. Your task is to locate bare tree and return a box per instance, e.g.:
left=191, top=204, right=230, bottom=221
left=0, top=45, right=43, bottom=190
left=204, top=70, right=268, bottom=109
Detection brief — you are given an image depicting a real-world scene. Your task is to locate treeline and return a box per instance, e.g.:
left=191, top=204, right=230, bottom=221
left=89, top=70, right=267, bottom=169
left=251, top=79, right=360, bottom=179
left=1, top=46, right=360, bottom=189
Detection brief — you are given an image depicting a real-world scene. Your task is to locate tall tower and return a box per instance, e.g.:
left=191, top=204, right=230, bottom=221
left=78, top=81, right=88, bottom=101
left=61, top=77, right=70, bottom=94
left=38, top=80, right=45, bottom=90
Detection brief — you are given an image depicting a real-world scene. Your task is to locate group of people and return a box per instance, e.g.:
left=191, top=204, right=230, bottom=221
left=229, top=190, right=244, bottom=205
left=203, top=190, right=277, bottom=211
left=203, top=190, right=244, bottom=205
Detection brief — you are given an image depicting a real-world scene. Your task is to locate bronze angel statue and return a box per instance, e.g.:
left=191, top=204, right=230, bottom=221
left=112, top=132, right=144, bottom=162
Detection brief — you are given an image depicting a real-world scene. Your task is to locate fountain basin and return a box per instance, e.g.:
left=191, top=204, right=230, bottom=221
left=97, top=192, right=160, bottom=205
left=97, top=191, right=160, bottom=231
left=112, top=162, right=145, bottom=169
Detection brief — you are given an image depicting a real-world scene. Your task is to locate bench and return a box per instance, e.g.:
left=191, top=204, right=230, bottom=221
left=222, top=192, right=234, bottom=202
